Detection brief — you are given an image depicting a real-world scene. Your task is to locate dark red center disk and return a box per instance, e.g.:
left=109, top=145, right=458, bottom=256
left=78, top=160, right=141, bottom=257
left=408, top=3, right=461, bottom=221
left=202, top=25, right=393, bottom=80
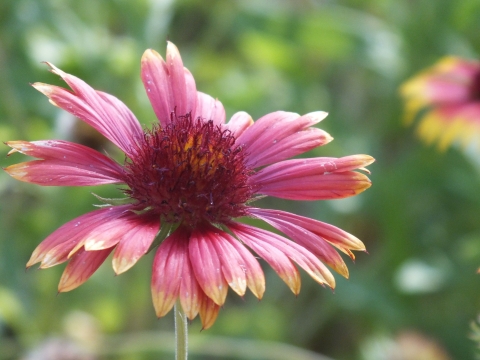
left=123, top=114, right=252, bottom=227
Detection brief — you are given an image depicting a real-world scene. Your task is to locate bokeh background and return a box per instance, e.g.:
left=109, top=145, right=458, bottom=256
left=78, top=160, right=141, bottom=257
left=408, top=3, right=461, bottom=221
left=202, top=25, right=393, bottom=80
left=1, top=0, right=480, bottom=359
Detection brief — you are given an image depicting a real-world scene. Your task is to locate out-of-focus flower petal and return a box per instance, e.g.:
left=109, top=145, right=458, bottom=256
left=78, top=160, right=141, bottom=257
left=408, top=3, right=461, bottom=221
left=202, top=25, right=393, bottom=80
left=5, top=140, right=124, bottom=186
left=400, top=59, right=474, bottom=105
left=400, top=56, right=480, bottom=151
left=417, top=103, right=480, bottom=151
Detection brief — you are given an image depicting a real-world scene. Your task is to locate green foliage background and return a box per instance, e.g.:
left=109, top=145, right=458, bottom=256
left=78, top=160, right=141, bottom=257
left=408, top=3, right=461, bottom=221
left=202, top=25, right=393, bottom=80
left=1, top=0, right=480, bottom=359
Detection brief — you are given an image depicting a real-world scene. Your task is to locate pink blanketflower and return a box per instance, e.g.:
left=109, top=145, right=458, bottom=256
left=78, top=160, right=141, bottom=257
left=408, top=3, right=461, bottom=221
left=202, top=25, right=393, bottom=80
left=400, top=56, right=480, bottom=150
left=5, top=42, right=374, bottom=329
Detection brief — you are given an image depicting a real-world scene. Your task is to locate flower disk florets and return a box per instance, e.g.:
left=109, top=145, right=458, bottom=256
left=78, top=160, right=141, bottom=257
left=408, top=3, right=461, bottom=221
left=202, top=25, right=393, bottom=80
left=123, top=114, right=253, bottom=227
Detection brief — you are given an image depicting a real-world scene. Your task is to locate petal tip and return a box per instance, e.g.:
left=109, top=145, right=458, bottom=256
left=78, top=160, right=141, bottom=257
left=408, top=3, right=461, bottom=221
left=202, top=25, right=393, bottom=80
left=141, top=49, right=163, bottom=64
left=32, top=83, right=54, bottom=96
left=166, top=41, right=180, bottom=59
left=308, top=111, right=329, bottom=123
left=46, top=62, right=61, bottom=74
left=112, top=257, right=136, bottom=275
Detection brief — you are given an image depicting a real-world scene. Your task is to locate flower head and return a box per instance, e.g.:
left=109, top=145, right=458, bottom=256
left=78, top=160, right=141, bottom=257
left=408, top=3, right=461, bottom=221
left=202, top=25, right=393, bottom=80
left=400, top=56, right=480, bottom=150
left=5, top=42, right=374, bottom=329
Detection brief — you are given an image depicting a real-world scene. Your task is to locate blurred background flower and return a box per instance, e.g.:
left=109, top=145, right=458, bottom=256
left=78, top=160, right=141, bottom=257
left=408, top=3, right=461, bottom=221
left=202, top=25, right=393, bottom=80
left=400, top=56, right=480, bottom=151
left=1, top=0, right=480, bottom=359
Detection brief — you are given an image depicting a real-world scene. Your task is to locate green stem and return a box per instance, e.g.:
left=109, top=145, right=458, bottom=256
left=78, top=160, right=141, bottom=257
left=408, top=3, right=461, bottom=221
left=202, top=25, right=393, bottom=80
left=174, top=301, right=188, bottom=360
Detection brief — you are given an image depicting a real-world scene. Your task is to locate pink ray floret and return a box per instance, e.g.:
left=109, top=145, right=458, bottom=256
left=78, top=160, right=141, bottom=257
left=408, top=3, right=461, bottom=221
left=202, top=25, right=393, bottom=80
left=5, top=140, right=123, bottom=186
left=5, top=42, right=374, bottom=329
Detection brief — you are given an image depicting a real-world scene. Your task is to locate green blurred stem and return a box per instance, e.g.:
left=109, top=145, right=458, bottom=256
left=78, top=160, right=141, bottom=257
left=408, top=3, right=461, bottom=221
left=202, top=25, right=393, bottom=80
left=175, top=301, right=188, bottom=360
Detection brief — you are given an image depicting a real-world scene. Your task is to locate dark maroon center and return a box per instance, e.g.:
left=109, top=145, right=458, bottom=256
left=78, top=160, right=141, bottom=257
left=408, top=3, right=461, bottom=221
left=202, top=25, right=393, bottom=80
left=122, top=114, right=252, bottom=227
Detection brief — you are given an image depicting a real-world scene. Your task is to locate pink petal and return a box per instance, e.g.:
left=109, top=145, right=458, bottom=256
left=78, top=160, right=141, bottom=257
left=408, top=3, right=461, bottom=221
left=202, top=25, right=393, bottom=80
left=166, top=42, right=191, bottom=118
left=229, top=223, right=301, bottom=294
left=4, top=161, right=120, bottom=186
left=151, top=230, right=186, bottom=318
left=28, top=205, right=132, bottom=269
left=33, top=64, right=143, bottom=156
left=5, top=140, right=124, bottom=186
left=248, top=208, right=349, bottom=277
left=74, top=211, right=157, bottom=259
left=179, top=241, right=203, bottom=320
left=250, top=171, right=371, bottom=200
left=236, top=111, right=329, bottom=167
left=141, top=49, right=171, bottom=126
left=248, top=208, right=365, bottom=258
left=188, top=226, right=228, bottom=306
left=250, top=128, right=333, bottom=168
left=226, top=111, right=253, bottom=137
left=207, top=228, right=247, bottom=296
left=219, top=228, right=266, bottom=299
left=183, top=68, right=198, bottom=117
left=253, top=155, right=374, bottom=181
left=58, top=247, right=113, bottom=292
left=110, top=216, right=159, bottom=274
left=199, top=295, right=220, bottom=330
left=251, top=156, right=373, bottom=200
left=96, top=91, right=144, bottom=141
left=141, top=43, right=197, bottom=127
left=230, top=223, right=335, bottom=290
left=193, top=92, right=226, bottom=126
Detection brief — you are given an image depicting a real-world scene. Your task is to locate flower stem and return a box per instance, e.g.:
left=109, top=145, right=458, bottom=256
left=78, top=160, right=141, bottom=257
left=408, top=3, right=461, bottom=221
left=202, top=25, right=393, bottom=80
left=174, top=301, right=188, bottom=360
